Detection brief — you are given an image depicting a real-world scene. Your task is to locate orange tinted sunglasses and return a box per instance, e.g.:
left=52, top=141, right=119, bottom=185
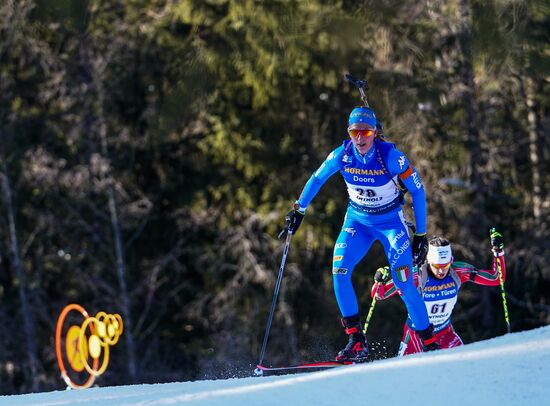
left=348, top=129, right=375, bottom=138
left=431, top=262, right=451, bottom=270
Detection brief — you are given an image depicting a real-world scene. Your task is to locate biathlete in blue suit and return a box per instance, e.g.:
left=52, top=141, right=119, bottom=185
left=279, top=106, right=438, bottom=361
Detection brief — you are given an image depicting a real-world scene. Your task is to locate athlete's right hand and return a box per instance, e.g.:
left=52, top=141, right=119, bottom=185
left=374, top=266, right=390, bottom=284
left=278, top=204, right=305, bottom=239
left=412, top=233, right=428, bottom=266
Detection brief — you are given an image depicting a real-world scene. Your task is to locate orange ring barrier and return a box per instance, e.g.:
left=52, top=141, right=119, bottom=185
left=55, top=304, right=123, bottom=389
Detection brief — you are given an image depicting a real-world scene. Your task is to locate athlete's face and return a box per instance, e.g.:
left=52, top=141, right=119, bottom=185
left=348, top=125, right=375, bottom=155
left=429, top=262, right=451, bottom=279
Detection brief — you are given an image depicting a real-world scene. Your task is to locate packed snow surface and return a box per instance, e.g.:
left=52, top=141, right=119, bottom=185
left=3, top=325, right=550, bottom=406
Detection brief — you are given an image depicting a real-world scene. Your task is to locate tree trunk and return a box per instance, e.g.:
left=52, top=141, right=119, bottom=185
left=516, top=70, right=544, bottom=224
left=77, top=21, right=138, bottom=381
left=458, top=0, right=487, bottom=244
left=95, top=74, right=138, bottom=382
left=524, top=77, right=543, bottom=222
left=0, top=140, right=39, bottom=391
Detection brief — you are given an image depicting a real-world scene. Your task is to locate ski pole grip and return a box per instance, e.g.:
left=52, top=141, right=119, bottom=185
left=345, top=73, right=369, bottom=91
left=345, top=73, right=360, bottom=87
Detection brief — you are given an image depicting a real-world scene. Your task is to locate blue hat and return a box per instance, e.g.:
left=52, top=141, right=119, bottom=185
left=348, top=107, right=377, bottom=130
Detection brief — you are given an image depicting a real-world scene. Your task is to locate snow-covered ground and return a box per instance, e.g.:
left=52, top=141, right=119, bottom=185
left=3, top=325, right=550, bottom=406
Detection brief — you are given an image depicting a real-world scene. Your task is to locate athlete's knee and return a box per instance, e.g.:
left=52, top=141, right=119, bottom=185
left=332, top=268, right=353, bottom=294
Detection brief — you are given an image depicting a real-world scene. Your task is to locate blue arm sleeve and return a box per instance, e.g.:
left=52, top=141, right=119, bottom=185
left=404, top=175, right=426, bottom=234
left=296, top=146, right=343, bottom=209
left=387, top=148, right=427, bottom=234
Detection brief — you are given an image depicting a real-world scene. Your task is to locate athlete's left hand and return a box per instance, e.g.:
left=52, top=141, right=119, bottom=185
left=412, top=233, right=428, bottom=266
left=374, top=266, right=391, bottom=284
left=490, top=228, right=504, bottom=253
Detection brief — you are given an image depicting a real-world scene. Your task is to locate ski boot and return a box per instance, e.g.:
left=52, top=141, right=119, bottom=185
left=335, top=314, right=369, bottom=362
left=418, top=324, right=440, bottom=352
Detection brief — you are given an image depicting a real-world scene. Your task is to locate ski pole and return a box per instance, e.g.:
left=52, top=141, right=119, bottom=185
left=489, top=227, right=511, bottom=333
left=257, top=232, right=293, bottom=367
left=345, top=73, right=370, bottom=107
left=495, top=250, right=510, bottom=334
left=362, top=294, right=378, bottom=335
left=363, top=276, right=384, bottom=335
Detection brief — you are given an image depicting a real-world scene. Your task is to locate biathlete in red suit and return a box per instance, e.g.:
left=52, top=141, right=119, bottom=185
left=371, top=230, right=506, bottom=355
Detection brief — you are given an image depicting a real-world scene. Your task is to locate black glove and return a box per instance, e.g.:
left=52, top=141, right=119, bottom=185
left=490, top=228, right=504, bottom=253
left=412, top=233, right=428, bottom=266
left=278, top=206, right=305, bottom=239
left=374, top=266, right=390, bottom=284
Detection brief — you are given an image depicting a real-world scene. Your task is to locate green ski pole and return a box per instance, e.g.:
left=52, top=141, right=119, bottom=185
left=363, top=294, right=378, bottom=335
left=496, top=254, right=510, bottom=333
left=363, top=266, right=389, bottom=335
left=491, top=228, right=511, bottom=334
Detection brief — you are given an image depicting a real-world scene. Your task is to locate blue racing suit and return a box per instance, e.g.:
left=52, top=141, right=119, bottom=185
left=296, top=139, right=430, bottom=331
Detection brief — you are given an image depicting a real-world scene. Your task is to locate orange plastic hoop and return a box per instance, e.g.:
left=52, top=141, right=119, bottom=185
left=55, top=304, right=99, bottom=389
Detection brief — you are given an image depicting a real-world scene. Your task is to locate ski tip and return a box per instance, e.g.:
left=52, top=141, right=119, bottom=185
left=253, top=366, right=264, bottom=377
left=253, top=361, right=355, bottom=377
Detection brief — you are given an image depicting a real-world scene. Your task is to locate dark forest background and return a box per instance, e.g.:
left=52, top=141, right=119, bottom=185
left=0, top=0, right=549, bottom=395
